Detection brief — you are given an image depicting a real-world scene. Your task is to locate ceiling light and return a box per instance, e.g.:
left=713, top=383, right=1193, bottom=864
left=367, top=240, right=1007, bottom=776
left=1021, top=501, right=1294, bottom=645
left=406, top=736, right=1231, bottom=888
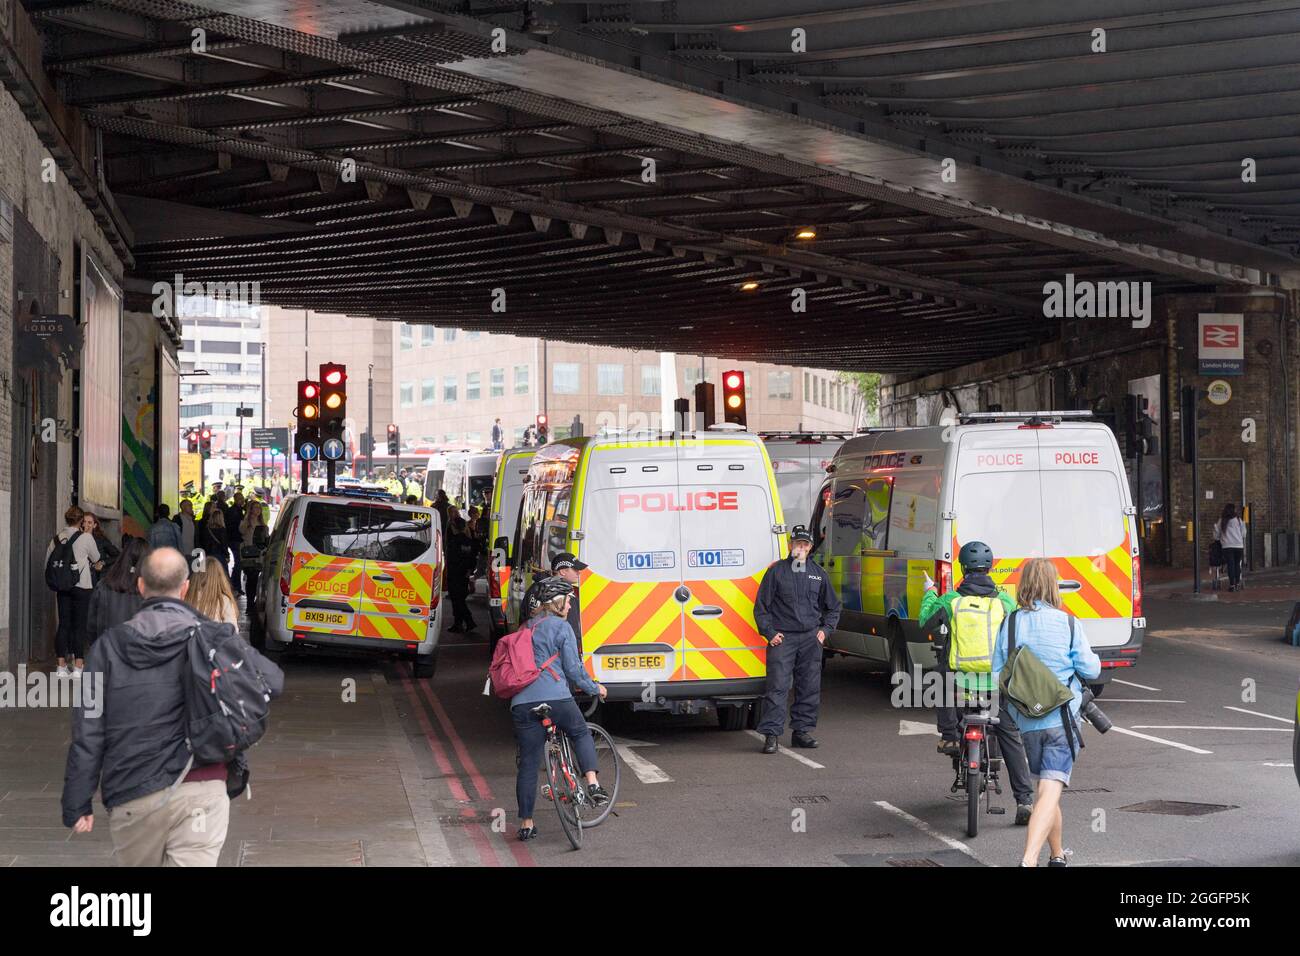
left=795, top=228, right=817, bottom=239
left=741, top=281, right=759, bottom=291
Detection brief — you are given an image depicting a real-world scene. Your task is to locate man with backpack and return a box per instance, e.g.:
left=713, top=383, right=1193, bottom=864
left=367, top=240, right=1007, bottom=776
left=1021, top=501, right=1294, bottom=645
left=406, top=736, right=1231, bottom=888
left=61, top=547, right=284, bottom=866
left=919, top=540, right=1035, bottom=825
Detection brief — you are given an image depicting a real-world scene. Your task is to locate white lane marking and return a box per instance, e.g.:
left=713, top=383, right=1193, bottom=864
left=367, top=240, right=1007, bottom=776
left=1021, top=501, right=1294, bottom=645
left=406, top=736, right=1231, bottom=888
left=1264, top=762, right=1295, bottom=768
left=1102, top=699, right=1185, bottom=703
left=873, top=801, right=977, bottom=860
left=1131, top=725, right=1292, bottom=732
left=745, top=730, right=825, bottom=769
left=1224, top=706, right=1292, bottom=724
left=899, top=719, right=941, bottom=736
left=1109, top=726, right=1213, bottom=755
left=608, top=736, right=672, bottom=785
left=1113, top=678, right=1161, bottom=692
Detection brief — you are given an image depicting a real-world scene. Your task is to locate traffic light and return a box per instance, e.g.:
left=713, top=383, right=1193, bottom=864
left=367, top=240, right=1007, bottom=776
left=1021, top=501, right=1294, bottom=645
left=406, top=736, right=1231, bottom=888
left=535, top=413, right=548, bottom=444
left=360, top=430, right=373, bottom=455
left=199, top=425, right=213, bottom=458
left=319, top=362, right=346, bottom=440
left=722, top=369, right=747, bottom=426
left=186, top=429, right=198, bottom=453
left=295, top=380, right=321, bottom=460
left=387, top=423, right=399, bottom=455
left=1180, top=385, right=1210, bottom=463
left=693, top=381, right=716, bottom=430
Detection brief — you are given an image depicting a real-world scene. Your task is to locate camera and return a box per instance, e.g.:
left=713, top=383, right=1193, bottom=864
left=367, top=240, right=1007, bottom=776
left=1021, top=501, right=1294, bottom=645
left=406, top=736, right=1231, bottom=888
left=1077, top=683, right=1112, bottom=734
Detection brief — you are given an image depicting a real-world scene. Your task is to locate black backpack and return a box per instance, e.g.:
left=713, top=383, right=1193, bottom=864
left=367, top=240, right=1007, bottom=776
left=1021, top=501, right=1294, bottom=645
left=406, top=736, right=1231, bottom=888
left=45, top=531, right=83, bottom=593
left=182, top=620, right=284, bottom=765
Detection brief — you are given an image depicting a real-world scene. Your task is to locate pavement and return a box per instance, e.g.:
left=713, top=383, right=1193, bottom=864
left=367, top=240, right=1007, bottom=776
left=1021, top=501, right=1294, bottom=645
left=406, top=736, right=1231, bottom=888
left=2, top=584, right=1299, bottom=867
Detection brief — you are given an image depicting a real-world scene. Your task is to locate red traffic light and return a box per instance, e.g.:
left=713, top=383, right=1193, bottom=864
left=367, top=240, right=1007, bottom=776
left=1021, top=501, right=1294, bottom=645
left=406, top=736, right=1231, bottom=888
left=721, top=369, right=747, bottom=426
left=303, top=383, right=318, bottom=399
left=200, top=428, right=211, bottom=439
left=322, top=366, right=345, bottom=386
left=725, top=372, right=742, bottom=390
left=537, top=414, right=548, bottom=426
left=387, top=423, right=398, bottom=434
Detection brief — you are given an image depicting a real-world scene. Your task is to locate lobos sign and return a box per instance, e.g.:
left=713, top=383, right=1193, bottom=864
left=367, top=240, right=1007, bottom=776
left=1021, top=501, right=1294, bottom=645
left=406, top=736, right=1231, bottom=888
left=618, top=491, right=738, bottom=512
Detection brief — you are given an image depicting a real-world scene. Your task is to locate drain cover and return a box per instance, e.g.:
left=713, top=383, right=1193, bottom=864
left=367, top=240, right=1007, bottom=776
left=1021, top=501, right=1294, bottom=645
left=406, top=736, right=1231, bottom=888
left=888, top=857, right=941, bottom=867
left=790, top=794, right=831, bottom=805
left=1119, top=800, right=1238, bottom=816
left=1065, top=787, right=1112, bottom=795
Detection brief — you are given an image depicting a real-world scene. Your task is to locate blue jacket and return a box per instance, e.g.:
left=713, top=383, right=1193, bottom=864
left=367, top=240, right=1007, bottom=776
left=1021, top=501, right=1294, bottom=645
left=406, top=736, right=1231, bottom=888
left=992, top=602, right=1102, bottom=733
left=511, top=614, right=601, bottom=707
left=146, top=518, right=181, bottom=551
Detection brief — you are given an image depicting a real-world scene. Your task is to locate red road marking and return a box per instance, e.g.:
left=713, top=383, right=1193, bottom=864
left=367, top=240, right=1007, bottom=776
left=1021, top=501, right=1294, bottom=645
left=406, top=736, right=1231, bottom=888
left=397, top=675, right=501, bottom=867
left=414, top=675, right=536, bottom=867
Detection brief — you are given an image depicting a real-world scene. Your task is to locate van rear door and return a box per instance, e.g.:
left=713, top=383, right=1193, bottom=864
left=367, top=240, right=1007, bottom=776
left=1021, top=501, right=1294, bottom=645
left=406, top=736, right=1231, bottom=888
left=1035, top=427, right=1135, bottom=648
left=677, top=440, right=782, bottom=685
left=289, top=499, right=371, bottom=637
left=357, top=504, right=439, bottom=644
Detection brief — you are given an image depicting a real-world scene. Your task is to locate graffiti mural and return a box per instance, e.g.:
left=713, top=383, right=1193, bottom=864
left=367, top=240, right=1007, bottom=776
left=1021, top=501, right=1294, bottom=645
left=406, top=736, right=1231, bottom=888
left=121, top=311, right=158, bottom=538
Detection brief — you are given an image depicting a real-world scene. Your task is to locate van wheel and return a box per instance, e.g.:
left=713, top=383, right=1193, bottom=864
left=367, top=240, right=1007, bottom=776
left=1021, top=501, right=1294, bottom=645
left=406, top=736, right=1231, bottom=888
left=887, top=624, right=910, bottom=691
left=248, top=611, right=265, bottom=651
left=717, top=705, right=747, bottom=731
left=412, top=654, right=437, bottom=679
left=745, top=698, right=765, bottom=730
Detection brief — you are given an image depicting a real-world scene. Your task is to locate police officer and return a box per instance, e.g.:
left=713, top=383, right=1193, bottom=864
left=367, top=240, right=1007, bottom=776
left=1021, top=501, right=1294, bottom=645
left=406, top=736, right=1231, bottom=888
left=753, top=525, right=841, bottom=754
left=521, top=552, right=586, bottom=631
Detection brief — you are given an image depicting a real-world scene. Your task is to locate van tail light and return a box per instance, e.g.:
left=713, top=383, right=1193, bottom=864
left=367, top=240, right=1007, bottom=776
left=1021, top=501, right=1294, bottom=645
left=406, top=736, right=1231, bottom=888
left=279, top=517, right=299, bottom=597
left=936, top=560, right=952, bottom=594
left=1131, top=552, right=1143, bottom=618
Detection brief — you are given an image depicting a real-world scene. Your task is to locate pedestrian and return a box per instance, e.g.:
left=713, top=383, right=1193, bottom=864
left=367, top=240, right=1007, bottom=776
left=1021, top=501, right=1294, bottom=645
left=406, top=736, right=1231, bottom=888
left=992, top=557, right=1102, bottom=867
left=509, top=578, right=608, bottom=842
left=446, top=515, right=477, bottom=632
left=186, top=558, right=240, bottom=628
left=174, top=498, right=197, bottom=558
left=82, top=512, right=118, bottom=583
left=225, top=492, right=245, bottom=595
left=62, top=547, right=284, bottom=866
left=753, top=525, right=842, bottom=753
left=47, top=505, right=101, bottom=675
left=491, top=417, right=503, bottom=451
left=147, top=503, right=182, bottom=552
left=86, top=537, right=147, bottom=647
left=432, top=489, right=451, bottom=542
left=239, top=503, right=270, bottom=603
left=1215, top=503, right=1246, bottom=592
left=199, top=506, right=230, bottom=573
left=570, top=413, right=582, bottom=438
left=523, top=424, right=535, bottom=446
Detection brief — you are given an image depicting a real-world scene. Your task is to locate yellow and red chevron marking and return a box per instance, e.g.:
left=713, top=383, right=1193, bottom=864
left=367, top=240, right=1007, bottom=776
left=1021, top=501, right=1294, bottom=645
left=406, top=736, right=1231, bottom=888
left=357, top=612, right=425, bottom=642
left=362, top=561, right=435, bottom=615
left=964, top=533, right=1134, bottom=620
left=290, top=553, right=362, bottom=600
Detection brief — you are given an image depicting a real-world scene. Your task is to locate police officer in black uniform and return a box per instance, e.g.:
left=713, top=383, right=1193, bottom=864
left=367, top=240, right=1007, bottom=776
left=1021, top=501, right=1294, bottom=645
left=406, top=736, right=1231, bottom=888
left=753, top=525, right=842, bottom=754
left=521, top=552, right=586, bottom=632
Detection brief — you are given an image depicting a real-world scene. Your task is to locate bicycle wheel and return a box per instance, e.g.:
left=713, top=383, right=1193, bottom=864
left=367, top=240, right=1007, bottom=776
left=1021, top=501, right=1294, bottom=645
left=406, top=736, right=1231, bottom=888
left=546, top=744, right=582, bottom=850
left=578, top=722, right=622, bottom=828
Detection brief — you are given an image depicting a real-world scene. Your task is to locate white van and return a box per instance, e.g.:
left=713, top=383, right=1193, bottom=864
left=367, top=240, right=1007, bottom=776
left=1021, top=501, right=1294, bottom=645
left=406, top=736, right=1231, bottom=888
left=812, top=412, right=1144, bottom=687
left=487, top=446, right=536, bottom=639
left=423, top=448, right=471, bottom=503
left=442, top=451, right=500, bottom=514
left=760, top=432, right=850, bottom=530
left=507, top=429, right=787, bottom=728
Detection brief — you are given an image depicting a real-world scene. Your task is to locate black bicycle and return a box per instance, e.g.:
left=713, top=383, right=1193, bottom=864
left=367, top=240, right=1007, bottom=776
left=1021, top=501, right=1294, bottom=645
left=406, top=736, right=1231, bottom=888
left=532, top=702, right=622, bottom=850
left=950, top=671, right=1007, bottom=838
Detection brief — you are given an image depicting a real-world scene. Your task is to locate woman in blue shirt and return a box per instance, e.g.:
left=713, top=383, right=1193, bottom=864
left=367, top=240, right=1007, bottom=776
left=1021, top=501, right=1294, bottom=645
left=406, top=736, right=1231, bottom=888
left=992, top=558, right=1101, bottom=867
left=511, top=578, right=608, bottom=842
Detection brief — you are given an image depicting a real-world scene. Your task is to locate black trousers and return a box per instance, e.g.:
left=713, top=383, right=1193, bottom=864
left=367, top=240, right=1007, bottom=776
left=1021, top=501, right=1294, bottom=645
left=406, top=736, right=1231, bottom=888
left=56, top=588, right=92, bottom=660
left=935, top=644, right=1032, bottom=804
left=1225, top=547, right=1244, bottom=587
left=756, top=630, right=822, bottom=736
left=448, top=574, right=473, bottom=626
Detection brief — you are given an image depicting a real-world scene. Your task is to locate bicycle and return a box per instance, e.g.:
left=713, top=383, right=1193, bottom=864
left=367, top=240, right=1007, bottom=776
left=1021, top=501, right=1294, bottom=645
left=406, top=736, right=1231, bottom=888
left=531, top=702, right=622, bottom=850
left=949, top=671, right=1007, bottom=838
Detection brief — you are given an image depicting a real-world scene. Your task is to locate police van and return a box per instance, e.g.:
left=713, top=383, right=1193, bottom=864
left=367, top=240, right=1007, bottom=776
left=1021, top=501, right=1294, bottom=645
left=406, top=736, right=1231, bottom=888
left=812, top=412, right=1144, bottom=687
left=760, top=432, right=850, bottom=529
left=423, top=447, right=471, bottom=503
left=488, top=446, right=536, bottom=640
left=443, top=451, right=500, bottom=514
left=506, top=428, right=787, bottom=728
left=251, top=491, right=444, bottom=677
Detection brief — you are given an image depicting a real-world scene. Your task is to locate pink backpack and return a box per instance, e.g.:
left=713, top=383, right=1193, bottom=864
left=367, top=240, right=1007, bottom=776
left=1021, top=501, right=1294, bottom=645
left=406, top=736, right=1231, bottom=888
left=488, top=624, right=560, bottom=699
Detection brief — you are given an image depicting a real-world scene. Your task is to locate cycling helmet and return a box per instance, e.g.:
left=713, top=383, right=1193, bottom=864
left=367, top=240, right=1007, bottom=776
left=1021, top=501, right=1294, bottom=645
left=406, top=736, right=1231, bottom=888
left=534, top=577, right=576, bottom=606
left=957, top=540, right=994, bottom=573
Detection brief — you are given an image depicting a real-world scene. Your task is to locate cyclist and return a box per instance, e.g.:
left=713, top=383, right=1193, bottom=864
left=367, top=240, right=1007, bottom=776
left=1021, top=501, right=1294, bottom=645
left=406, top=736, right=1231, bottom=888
left=919, top=540, right=1035, bottom=826
left=510, top=578, right=609, bottom=842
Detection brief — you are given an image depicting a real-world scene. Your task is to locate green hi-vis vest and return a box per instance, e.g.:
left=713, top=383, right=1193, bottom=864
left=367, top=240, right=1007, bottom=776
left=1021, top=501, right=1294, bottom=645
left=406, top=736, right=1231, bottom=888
left=949, top=594, right=1007, bottom=673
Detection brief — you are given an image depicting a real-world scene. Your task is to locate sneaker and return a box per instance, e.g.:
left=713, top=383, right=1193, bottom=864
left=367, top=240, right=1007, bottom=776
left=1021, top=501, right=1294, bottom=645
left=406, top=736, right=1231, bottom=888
left=1015, top=803, right=1033, bottom=826
left=517, top=826, right=539, bottom=842
left=1048, top=849, right=1073, bottom=867
left=587, top=784, right=610, bottom=806
left=56, top=665, right=70, bottom=678
left=938, top=739, right=961, bottom=757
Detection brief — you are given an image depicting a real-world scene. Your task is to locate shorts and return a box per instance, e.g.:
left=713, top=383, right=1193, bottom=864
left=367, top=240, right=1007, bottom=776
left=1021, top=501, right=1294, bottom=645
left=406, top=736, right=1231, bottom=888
left=1022, top=726, right=1074, bottom=786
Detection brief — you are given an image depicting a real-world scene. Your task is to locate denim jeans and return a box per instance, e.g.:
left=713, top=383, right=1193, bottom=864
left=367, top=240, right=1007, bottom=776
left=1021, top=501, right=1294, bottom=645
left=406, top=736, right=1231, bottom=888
left=511, top=698, right=598, bottom=820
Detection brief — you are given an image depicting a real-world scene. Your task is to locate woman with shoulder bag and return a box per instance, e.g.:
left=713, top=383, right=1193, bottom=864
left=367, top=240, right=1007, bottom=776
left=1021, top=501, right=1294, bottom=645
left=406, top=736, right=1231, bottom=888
left=1216, top=503, right=1246, bottom=592
left=86, top=536, right=148, bottom=648
left=992, top=558, right=1102, bottom=868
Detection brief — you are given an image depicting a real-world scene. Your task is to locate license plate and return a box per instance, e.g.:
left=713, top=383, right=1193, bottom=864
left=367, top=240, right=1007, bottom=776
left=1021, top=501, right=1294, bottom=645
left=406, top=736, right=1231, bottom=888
left=603, top=654, right=665, bottom=671
left=295, top=609, right=352, bottom=628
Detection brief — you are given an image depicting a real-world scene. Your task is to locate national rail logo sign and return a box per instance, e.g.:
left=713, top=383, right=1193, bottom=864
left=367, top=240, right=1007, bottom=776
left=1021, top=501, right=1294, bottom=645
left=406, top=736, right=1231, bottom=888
left=1198, top=313, right=1245, bottom=376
